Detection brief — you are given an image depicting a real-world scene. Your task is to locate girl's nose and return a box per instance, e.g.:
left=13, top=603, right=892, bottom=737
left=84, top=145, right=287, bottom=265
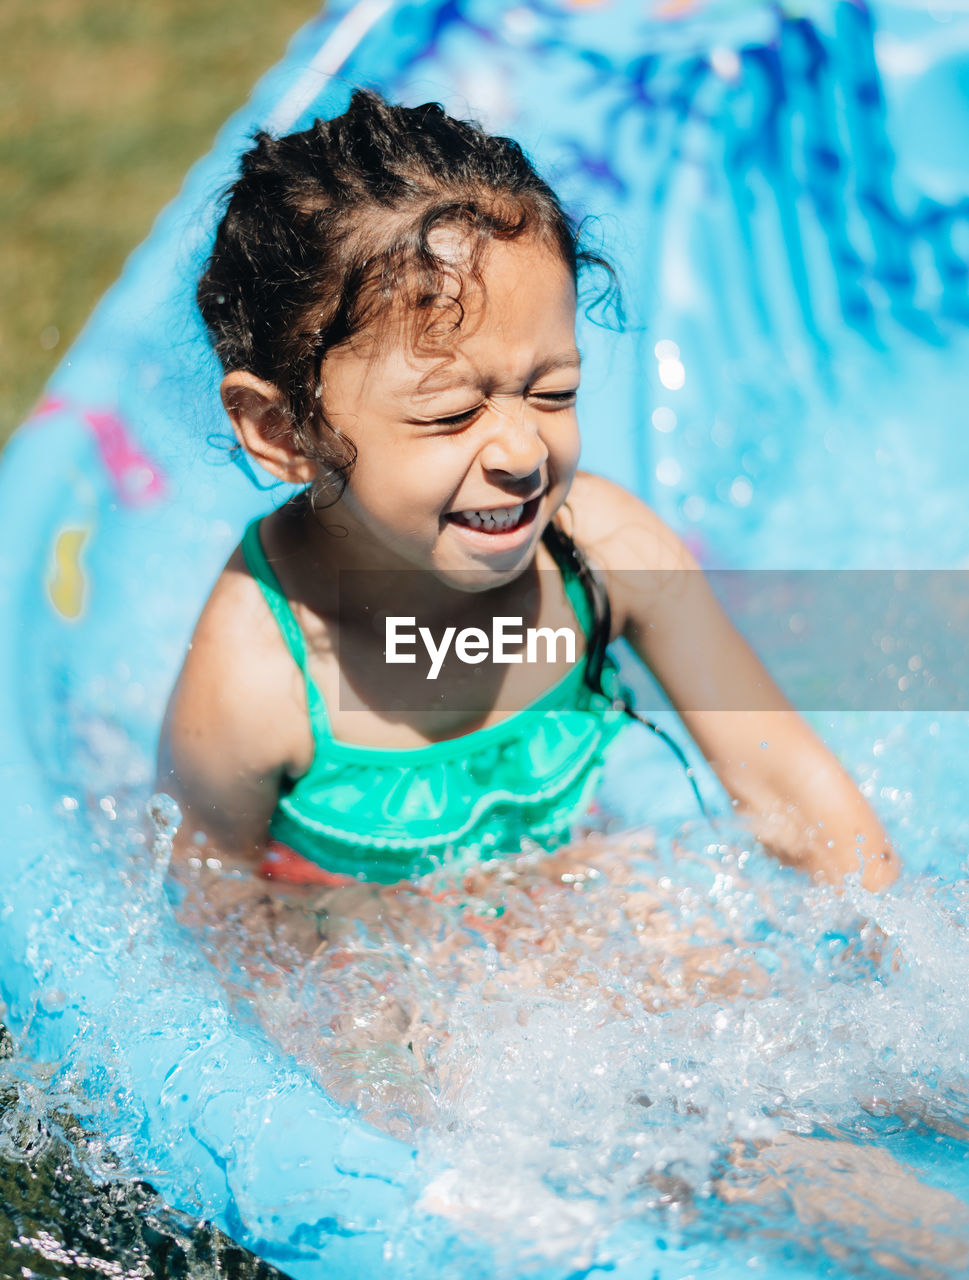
left=479, top=404, right=549, bottom=479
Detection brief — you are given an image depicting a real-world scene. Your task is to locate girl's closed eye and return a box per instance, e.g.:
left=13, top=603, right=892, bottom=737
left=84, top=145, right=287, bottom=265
left=426, top=389, right=578, bottom=429
left=531, top=388, right=578, bottom=408
left=402, top=405, right=484, bottom=432
left=433, top=404, right=485, bottom=428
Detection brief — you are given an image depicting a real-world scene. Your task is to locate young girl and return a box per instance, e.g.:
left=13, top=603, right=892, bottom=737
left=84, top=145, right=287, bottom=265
left=158, top=89, right=898, bottom=916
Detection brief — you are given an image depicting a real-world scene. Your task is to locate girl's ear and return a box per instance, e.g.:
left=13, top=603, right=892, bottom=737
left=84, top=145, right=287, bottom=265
left=220, top=372, right=319, bottom=486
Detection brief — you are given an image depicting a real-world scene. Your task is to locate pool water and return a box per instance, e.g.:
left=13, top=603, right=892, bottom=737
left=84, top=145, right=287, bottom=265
left=8, top=795, right=969, bottom=1279
left=3, top=0, right=969, bottom=1276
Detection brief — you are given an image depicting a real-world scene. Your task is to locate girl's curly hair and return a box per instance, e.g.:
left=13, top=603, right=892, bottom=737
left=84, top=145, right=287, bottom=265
left=197, top=89, right=617, bottom=498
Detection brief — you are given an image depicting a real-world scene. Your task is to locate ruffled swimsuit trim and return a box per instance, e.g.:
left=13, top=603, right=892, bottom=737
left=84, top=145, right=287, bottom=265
left=241, top=518, right=630, bottom=882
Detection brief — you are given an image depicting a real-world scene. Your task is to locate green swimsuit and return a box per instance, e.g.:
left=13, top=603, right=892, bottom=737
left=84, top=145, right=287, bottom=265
left=241, top=518, right=631, bottom=883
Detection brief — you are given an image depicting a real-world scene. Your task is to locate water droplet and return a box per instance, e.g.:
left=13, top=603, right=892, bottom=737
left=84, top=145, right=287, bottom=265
left=682, top=494, right=706, bottom=522
left=147, top=792, right=181, bottom=833
left=658, top=358, right=686, bottom=391
left=729, top=477, right=753, bottom=507
left=656, top=458, right=682, bottom=487
left=711, top=418, right=733, bottom=448
left=710, top=47, right=741, bottom=80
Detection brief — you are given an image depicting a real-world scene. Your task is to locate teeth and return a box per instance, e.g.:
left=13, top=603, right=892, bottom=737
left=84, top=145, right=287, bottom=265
left=454, top=503, right=524, bottom=532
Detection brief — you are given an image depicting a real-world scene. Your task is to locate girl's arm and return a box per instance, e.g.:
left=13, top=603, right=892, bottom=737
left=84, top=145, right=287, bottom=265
left=156, top=549, right=312, bottom=877
left=570, top=474, right=899, bottom=892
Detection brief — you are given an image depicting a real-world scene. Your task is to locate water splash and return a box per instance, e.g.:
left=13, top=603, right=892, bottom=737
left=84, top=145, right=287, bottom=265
left=162, top=816, right=969, bottom=1278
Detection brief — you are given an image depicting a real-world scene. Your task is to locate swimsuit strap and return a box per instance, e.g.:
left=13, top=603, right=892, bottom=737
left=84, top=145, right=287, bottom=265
left=540, top=519, right=595, bottom=643
left=240, top=519, right=334, bottom=739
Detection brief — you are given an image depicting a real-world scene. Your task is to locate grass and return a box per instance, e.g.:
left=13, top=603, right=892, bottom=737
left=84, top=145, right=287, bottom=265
left=0, top=0, right=324, bottom=448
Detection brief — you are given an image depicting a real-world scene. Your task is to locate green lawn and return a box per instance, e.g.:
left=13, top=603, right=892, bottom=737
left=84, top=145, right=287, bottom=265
left=0, top=0, right=324, bottom=447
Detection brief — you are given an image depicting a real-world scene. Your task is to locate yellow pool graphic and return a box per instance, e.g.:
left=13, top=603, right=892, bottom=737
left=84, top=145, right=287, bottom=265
left=47, top=526, right=90, bottom=620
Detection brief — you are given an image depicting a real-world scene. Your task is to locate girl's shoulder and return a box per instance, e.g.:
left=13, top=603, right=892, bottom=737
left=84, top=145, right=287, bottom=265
left=165, top=544, right=315, bottom=783
left=563, top=472, right=702, bottom=638
left=565, top=470, right=699, bottom=572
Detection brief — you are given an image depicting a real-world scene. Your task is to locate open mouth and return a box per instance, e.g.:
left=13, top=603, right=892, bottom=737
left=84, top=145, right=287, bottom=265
left=446, top=493, right=543, bottom=535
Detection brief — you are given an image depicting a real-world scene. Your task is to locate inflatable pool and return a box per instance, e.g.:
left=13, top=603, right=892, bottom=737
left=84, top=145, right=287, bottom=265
left=4, top=0, right=969, bottom=1276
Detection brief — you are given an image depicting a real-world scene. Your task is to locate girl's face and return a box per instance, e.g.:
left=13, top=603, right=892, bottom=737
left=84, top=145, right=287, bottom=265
left=318, top=234, right=582, bottom=589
